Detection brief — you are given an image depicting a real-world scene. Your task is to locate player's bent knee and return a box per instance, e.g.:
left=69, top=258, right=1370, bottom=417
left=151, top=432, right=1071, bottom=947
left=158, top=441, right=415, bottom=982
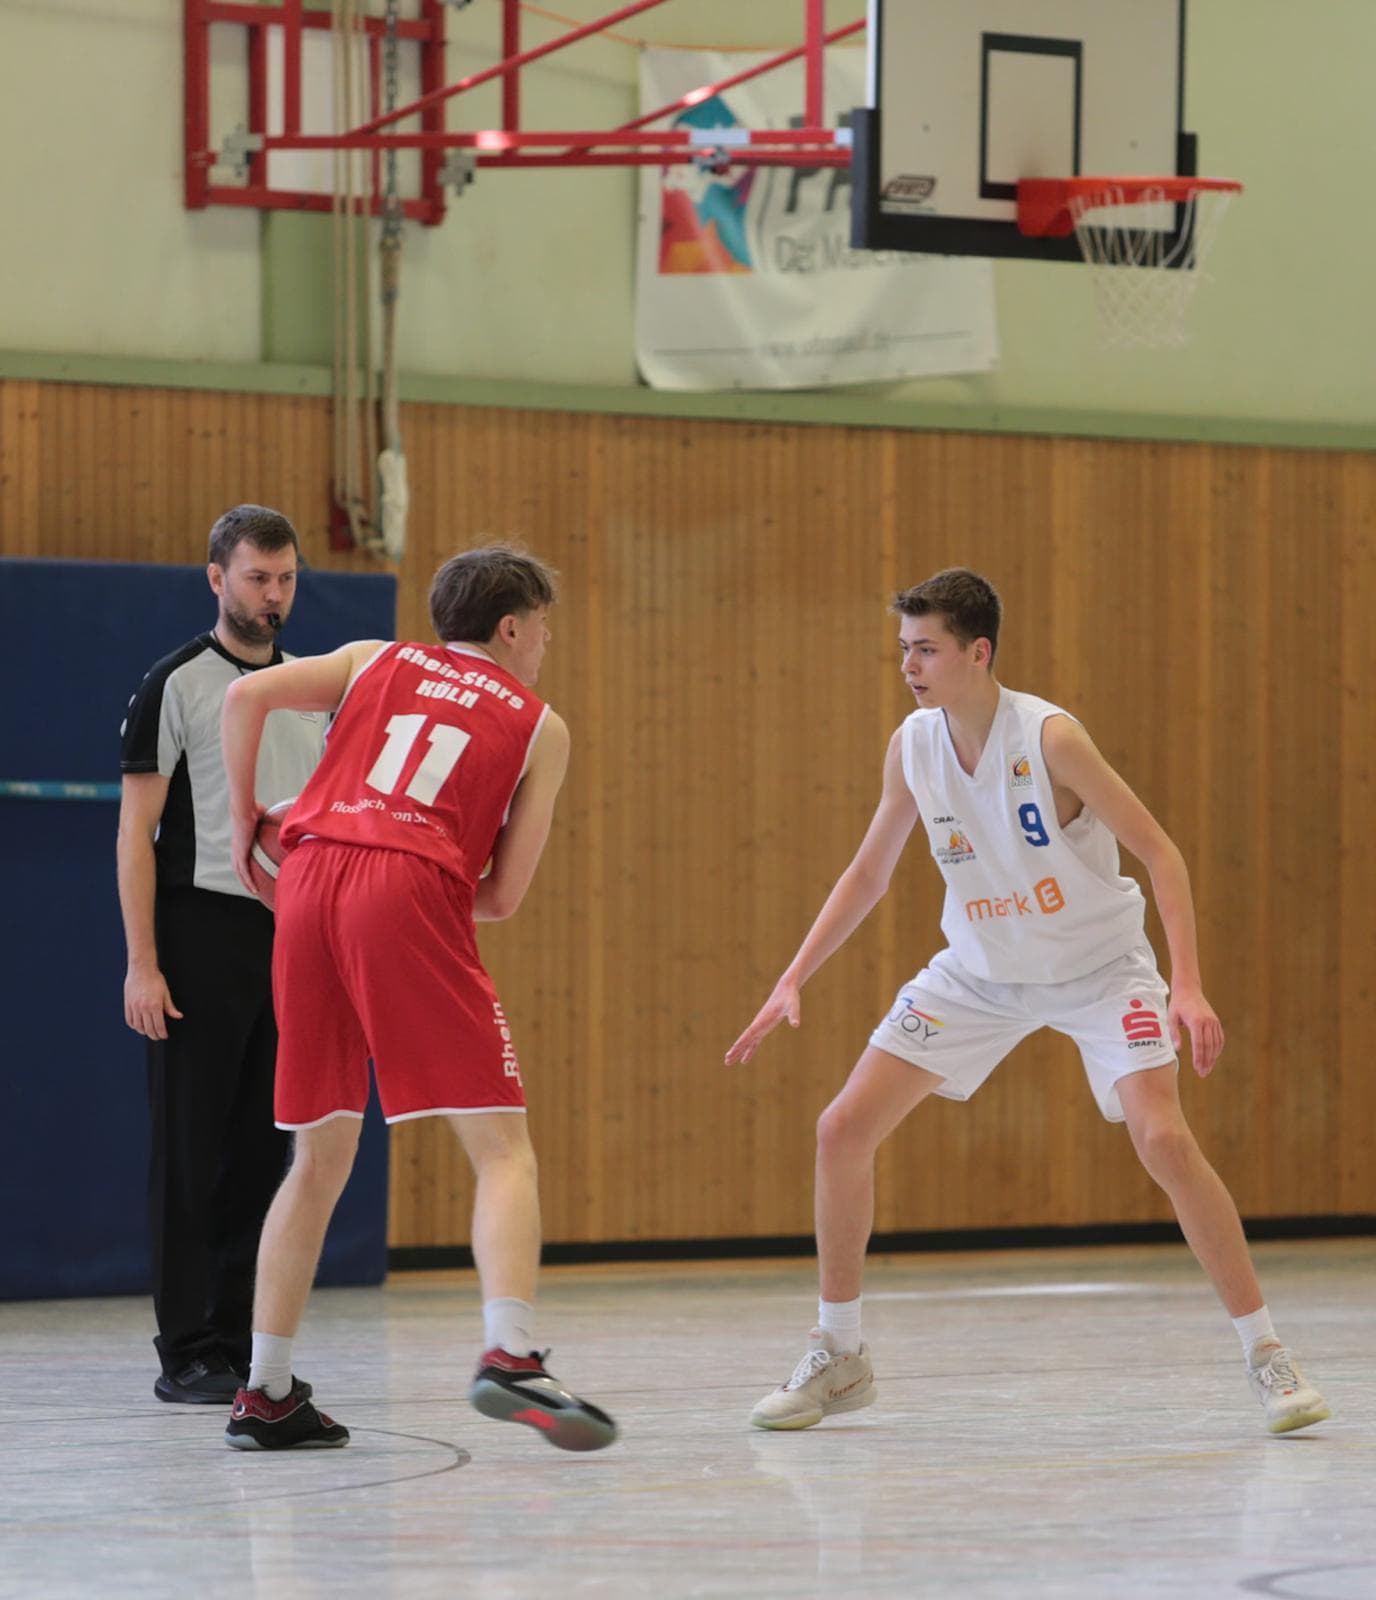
left=1132, top=1119, right=1195, bottom=1186
left=816, top=1098, right=881, bottom=1161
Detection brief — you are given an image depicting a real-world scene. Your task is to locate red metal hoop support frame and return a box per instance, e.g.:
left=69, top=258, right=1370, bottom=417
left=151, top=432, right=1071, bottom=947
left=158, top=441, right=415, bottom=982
left=184, top=0, right=861, bottom=228
left=184, top=1, right=450, bottom=223
left=1017, top=176, right=1244, bottom=239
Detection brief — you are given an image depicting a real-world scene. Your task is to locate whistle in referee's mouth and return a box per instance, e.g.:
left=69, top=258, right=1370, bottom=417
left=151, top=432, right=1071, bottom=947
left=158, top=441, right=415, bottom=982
left=266, top=613, right=283, bottom=631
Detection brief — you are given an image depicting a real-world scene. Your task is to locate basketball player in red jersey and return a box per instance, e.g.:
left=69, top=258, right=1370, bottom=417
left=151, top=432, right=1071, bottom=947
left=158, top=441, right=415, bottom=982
left=218, top=546, right=616, bottom=1453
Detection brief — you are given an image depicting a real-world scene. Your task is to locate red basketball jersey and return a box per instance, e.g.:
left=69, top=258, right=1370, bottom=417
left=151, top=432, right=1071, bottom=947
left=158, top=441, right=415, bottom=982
left=280, top=642, right=548, bottom=890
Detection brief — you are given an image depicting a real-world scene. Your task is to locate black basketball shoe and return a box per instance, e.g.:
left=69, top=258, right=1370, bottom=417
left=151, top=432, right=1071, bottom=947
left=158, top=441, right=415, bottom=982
left=224, top=1380, right=349, bottom=1451
left=154, top=1354, right=242, bottom=1405
left=469, top=1349, right=618, bottom=1452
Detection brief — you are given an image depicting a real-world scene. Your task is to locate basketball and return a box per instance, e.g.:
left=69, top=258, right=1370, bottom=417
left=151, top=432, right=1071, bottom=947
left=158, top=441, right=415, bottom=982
left=248, top=797, right=295, bottom=910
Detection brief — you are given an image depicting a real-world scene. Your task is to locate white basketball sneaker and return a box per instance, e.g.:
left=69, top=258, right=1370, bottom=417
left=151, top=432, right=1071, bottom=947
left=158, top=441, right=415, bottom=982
left=1246, top=1340, right=1330, bottom=1434
left=750, top=1329, right=877, bottom=1430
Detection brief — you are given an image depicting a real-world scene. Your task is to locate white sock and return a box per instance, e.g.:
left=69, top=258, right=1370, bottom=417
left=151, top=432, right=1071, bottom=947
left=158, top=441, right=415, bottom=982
left=248, top=1332, right=294, bottom=1400
left=1234, top=1306, right=1277, bottom=1360
left=818, top=1297, right=862, bottom=1355
left=484, top=1297, right=537, bottom=1357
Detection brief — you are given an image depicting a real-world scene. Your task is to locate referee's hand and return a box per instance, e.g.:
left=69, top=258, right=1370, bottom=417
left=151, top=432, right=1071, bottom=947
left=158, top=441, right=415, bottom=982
left=124, top=965, right=184, bottom=1040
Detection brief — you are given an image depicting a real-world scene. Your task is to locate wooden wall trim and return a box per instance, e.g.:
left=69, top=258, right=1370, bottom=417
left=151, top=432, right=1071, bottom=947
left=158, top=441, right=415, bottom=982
left=4, top=351, right=1376, bottom=453
left=5, top=378, right=1373, bottom=1247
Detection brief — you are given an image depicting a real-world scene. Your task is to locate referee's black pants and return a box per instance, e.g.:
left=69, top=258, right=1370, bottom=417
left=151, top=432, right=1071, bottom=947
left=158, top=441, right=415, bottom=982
left=147, top=887, right=291, bottom=1376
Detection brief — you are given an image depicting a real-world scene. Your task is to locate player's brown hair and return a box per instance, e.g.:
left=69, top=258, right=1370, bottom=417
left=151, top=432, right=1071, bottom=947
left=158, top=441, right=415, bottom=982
left=892, top=568, right=1002, bottom=662
left=207, top=504, right=301, bottom=568
left=429, top=544, right=558, bottom=644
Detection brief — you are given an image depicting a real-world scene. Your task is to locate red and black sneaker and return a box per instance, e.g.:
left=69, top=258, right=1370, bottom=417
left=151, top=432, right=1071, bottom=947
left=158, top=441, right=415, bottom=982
left=224, top=1381, right=349, bottom=1451
left=469, top=1349, right=618, bottom=1453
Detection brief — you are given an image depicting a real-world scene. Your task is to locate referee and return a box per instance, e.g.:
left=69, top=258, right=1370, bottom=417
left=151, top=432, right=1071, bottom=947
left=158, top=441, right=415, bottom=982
left=116, top=505, right=325, bottom=1404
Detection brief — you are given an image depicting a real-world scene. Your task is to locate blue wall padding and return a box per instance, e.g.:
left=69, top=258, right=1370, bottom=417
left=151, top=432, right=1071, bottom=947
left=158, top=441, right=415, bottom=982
left=0, top=558, right=397, bottom=1301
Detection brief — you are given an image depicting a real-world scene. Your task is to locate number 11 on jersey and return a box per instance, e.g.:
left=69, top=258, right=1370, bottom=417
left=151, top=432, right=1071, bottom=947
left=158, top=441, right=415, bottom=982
left=366, top=713, right=472, bottom=806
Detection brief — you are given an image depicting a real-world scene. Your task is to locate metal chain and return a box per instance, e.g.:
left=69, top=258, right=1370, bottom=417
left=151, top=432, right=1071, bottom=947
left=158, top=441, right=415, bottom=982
left=380, top=0, right=403, bottom=262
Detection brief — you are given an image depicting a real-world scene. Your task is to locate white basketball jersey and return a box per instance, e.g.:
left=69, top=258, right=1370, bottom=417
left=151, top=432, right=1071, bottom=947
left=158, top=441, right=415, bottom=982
left=900, top=688, right=1146, bottom=983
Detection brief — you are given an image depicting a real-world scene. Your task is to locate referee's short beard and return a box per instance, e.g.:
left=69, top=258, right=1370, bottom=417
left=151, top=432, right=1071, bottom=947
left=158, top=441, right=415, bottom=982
left=219, top=599, right=284, bottom=649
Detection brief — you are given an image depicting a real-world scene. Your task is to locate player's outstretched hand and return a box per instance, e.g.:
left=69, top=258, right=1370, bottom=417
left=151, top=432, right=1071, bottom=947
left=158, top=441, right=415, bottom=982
left=230, top=804, right=265, bottom=898
left=725, top=981, right=801, bottom=1065
left=1168, top=986, right=1225, bottom=1078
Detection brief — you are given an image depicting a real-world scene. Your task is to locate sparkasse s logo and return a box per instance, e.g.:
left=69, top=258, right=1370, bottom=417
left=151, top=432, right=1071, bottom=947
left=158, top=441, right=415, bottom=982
left=1122, top=998, right=1164, bottom=1048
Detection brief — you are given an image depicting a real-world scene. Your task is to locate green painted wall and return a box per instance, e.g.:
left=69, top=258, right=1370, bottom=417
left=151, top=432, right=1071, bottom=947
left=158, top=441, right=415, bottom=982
left=3, top=0, right=1374, bottom=438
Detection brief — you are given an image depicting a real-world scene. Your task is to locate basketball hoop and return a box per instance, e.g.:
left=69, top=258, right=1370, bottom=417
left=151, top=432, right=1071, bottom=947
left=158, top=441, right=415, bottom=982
left=1018, top=177, right=1243, bottom=348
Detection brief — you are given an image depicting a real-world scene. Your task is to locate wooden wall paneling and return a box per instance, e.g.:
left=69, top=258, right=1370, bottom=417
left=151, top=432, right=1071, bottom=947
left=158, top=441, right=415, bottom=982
left=106, top=387, right=131, bottom=562
left=126, top=388, right=155, bottom=560
left=196, top=389, right=227, bottom=526
left=80, top=381, right=97, bottom=554
left=1234, top=447, right=1288, bottom=1208
left=0, top=380, right=41, bottom=556
left=1058, top=435, right=1170, bottom=1228
left=0, top=379, right=15, bottom=550
left=4, top=377, right=1375, bottom=1250
left=1261, top=452, right=1345, bottom=1214
left=164, top=387, right=197, bottom=558
left=611, top=413, right=682, bottom=1239
left=491, top=408, right=608, bottom=1248
left=33, top=382, right=62, bottom=554
left=275, top=395, right=309, bottom=557
left=1337, top=453, right=1376, bottom=1214
left=150, top=389, right=174, bottom=544
left=721, top=418, right=891, bottom=1240
left=507, top=407, right=607, bottom=1247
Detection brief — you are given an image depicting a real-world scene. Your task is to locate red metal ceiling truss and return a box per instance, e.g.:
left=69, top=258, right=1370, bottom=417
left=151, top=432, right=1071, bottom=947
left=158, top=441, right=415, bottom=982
left=184, top=0, right=860, bottom=227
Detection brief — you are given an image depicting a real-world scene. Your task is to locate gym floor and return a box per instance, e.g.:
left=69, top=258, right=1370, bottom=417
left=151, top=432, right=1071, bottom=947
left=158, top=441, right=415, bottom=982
left=2, top=1238, right=1371, bottom=1599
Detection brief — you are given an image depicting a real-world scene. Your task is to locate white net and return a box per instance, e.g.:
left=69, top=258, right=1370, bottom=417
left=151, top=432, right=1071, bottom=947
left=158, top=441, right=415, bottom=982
left=1069, top=183, right=1237, bottom=349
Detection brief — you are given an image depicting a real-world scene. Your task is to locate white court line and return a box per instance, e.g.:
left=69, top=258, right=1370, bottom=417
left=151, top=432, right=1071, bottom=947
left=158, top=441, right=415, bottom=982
left=867, top=1282, right=1152, bottom=1301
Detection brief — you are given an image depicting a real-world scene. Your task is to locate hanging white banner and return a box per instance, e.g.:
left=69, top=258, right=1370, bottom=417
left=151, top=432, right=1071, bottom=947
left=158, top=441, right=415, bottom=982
left=635, top=47, right=999, bottom=391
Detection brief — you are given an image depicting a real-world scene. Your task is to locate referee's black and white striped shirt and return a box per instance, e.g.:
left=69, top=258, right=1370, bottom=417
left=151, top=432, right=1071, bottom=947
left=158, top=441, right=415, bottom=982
left=120, top=633, right=326, bottom=898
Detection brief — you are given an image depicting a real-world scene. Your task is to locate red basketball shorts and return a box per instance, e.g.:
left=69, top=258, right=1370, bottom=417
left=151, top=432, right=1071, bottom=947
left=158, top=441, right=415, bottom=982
left=271, top=839, right=526, bottom=1128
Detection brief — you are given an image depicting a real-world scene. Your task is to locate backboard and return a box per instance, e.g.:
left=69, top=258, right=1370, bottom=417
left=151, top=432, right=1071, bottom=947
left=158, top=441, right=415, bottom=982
left=851, top=0, right=1191, bottom=262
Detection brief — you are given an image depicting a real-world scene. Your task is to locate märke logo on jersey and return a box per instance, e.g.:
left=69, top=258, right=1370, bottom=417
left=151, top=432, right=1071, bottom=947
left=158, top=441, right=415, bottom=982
left=1010, top=754, right=1033, bottom=789
left=965, top=877, right=1066, bottom=921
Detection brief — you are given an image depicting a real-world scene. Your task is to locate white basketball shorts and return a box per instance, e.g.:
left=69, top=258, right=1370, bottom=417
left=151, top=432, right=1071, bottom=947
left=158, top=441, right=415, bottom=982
left=868, top=943, right=1178, bottom=1122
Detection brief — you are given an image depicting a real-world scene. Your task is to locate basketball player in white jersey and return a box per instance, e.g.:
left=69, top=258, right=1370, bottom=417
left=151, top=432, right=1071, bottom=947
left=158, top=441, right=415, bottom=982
left=727, top=569, right=1328, bottom=1436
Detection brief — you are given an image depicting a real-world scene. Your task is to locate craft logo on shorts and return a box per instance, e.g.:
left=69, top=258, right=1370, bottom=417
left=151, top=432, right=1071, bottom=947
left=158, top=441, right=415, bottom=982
left=1010, top=754, right=1033, bottom=789
left=1122, top=998, right=1164, bottom=1048
left=493, top=1000, right=522, bottom=1084
left=881, top=174, right=937, bottom=210
left=936, top=828, right=977, bottom=866
left=889, top=994, right=945, bottom=1045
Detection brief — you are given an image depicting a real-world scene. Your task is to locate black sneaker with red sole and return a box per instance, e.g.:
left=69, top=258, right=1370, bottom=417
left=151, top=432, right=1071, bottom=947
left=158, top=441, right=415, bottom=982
left=468, top=1349, right=618, bottom=1452
left=156, top=1355, right=313, bottom=1407
left=224, top=1381, right=348, bottom=1451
